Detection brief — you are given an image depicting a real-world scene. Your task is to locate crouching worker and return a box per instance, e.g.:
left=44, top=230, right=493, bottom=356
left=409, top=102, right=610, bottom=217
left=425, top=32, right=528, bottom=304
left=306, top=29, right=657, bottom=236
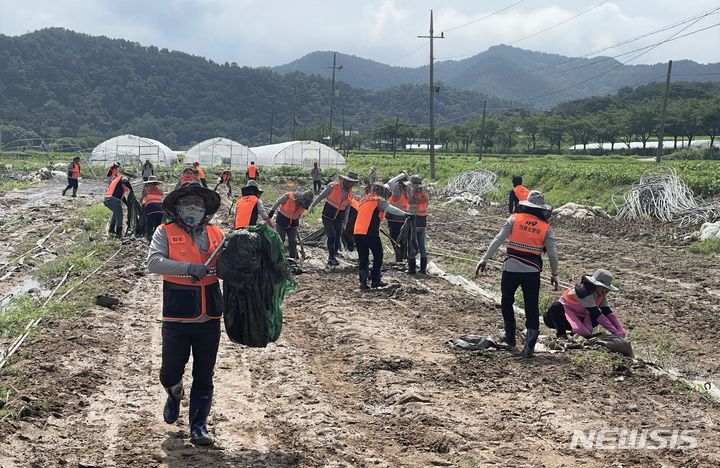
left=355, top=183, right=408, bottom=289
left=268, top=190, right=314, bottom=260
left=475, top=190, right=559, bottom=358
left=147, top=182, right=224, bottom=445
left=544, top=269, right=626, bottom=338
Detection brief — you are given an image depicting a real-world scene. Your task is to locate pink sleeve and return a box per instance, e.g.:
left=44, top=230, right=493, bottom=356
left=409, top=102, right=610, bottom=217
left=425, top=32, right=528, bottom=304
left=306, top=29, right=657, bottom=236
left=565, top=310, right=593, bottom=337
left=606, top=313, right=626, bottom=338
left=597, top=314, right=625, bottom=338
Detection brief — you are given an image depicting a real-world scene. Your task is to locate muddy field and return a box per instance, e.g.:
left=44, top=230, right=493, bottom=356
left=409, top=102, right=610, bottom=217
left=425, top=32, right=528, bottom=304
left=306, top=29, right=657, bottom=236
left=0, top=181, right=719, bottom=467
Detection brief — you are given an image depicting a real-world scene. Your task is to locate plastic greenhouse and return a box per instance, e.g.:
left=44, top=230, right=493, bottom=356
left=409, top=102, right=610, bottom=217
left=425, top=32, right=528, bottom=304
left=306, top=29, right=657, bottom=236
left=90, top=134, right=177, bottom=166
left=249, top=141, right=346, bottom=169
left=184, top=137, right=256, bottom=169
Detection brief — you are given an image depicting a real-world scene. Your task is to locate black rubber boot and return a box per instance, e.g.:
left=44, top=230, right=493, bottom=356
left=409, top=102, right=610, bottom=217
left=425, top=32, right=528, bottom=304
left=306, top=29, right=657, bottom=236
left=359, top=270, right=369, bottom=290
left=522, top=329, right=540, bottom=358
left=500, top=321, right=517, bottom=348
left=62, top=188, right=67, bottom=196
left=163, top=382, right=183, bottom=424
left=189, top=389, right=214, bottom=445
left=419, top=257, right=428, bottom=274
left=370, top=269, right=387, bottom=288
left=72, top=188, right=77, bottom=197
left=408, top=258, right=417, bottom=275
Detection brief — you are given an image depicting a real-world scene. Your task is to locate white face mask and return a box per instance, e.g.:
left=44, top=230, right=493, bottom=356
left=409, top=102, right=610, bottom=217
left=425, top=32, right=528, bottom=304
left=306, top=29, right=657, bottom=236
left=176, top=204, right=205, bottom=227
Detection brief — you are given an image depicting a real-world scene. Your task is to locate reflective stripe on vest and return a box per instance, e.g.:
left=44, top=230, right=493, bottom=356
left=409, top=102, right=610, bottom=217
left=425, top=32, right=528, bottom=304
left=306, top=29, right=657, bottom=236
left=160, top=223, right=223, bottom=321
left=247, top=165, right=257, bottom=178
left=278, top=193, right=306, bottom=220
left=354, top=194, right=385, bottom=236
left=507, top=213, right=549, bottom=255
left=180, top=173, right=197, bottom=184
left=234, top=195, right=259, bottom=228
left=412, top=191, right=428, bottom=217
left=105, top=176, right=126, bottom=198
left=142, top=193, right=164, bottom=206
left=70, top=162, right=81, bottom=179
left=514, top=185, right=530, bottom=201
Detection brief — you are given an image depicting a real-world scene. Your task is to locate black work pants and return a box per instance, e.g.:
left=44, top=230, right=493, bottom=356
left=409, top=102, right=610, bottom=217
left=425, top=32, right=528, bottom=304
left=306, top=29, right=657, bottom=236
left=543, top=301, right=571, bottom=337
left=388, top=221, right=403, bottom=261
left=323, top=217, right=343, bottom=259
left=501, top=271, right=541, bottom=344
left=160, top=320, right=221, bottom=392
left=355, top=234, right=382, bottom=278
left=313, top=180, right=321, bottom=194
left=277, top=223, right=298, bottom=259
left=144, top=203, right=163, bottom=240
left=64, top=177, right=78, bottom=195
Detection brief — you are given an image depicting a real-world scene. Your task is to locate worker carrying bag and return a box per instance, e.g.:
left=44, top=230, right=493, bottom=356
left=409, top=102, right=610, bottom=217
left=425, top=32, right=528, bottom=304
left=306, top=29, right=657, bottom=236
left=216, top=223, right=295, bottom=347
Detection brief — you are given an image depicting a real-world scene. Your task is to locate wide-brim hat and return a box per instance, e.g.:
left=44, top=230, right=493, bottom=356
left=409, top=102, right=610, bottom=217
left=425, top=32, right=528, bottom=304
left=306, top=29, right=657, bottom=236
left=409, top=174, right=423, bottom=186
left=519, top=190, right=551, bottom=211
left=339, top=171, right=360, bottom=183
left=143, top=175, right=161, bottom=184
left=586, top=269, right=619, bottom=292
left=162, top=182, right=221, bottom=219
left=241, top=180, right=263, bottom=196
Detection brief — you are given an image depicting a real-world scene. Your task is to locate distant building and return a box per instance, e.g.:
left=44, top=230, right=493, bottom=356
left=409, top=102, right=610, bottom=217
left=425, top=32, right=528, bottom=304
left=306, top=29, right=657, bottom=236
left=405, top=143, right=443, bottom=150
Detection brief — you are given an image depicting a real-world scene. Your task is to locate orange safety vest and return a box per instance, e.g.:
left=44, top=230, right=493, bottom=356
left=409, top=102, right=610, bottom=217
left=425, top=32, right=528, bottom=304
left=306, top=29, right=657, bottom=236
left=247, top=164, right=257, bottom=179
left=234, top=195, right=259, bottom=228
left=506, top=212, right=549, bottom=269
left=513, top=185, right=530, bottom=202
left=70, top=162, right=81, bottom=179
left=562, top=288, right=603, bottom=308
left=278, top=193, right=306, bottom=220
left=412, top=191, right=428, bottom=217
left=195, top=166, right=205, bottom=179
left=105, top=176, right=128, bottom=199
left=389, top=190, right=409, bottom=211
left=141, top=188, right=164, bottom=206
left=354, top=194, right=385, bottom=236
left=350, top=198, right=360, bottom=211
left=179, top=172, right=197, bottom=184
left=160, top=223, right=224, bottom=322
left=324, top=182, right=353, bottom=220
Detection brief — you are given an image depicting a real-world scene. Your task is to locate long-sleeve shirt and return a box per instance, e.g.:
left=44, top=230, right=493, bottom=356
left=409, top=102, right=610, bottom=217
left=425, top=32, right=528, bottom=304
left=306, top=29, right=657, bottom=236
left=377, top=198, right=407, bottom=217
left=387, top=173, right=407, bottom=197
left=147, top=224, right=209, bottom=276
left=480, top=216, right=559, bottom=275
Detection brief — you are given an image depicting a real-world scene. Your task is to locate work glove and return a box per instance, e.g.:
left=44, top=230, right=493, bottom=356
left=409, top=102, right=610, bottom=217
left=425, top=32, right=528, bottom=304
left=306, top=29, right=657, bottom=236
left=187, top=263, right=209, bottom=281
left=267, top=209, right=275, bottom=219
left=474, top=260, right=487, bottom=277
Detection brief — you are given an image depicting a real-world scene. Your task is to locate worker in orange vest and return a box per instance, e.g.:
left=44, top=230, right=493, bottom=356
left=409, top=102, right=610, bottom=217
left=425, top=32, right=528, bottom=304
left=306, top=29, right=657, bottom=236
left=268, top=190, right=314, bottom=259
left=246, top=161, right=259, bottom=181
left=509, top=175, right=530, bottom=214
left=475, top=190, right=560, bottom=358
left=141, top=176, right=165, bottom=241
left=387, top=171, right=410, bottom=263
left=62, top=156, right=81, bottom=197
left=177, top=166, right=199, bottom=188
left=106, top=162, right=121, bottom=185
left=193, top=162, right=207, bottom=188
left=307, top=171, right=360, bottom=267
left=232, top=181, right=275, bottom=230
left=407, top=175, right=430, bottom=275
left=103, top=174, right=133, bottom=238
left=147, top=181, right=224, bottom=446
left=213, top=170, right=233, bottom=197
left=354, top=183, right=408, bottom=289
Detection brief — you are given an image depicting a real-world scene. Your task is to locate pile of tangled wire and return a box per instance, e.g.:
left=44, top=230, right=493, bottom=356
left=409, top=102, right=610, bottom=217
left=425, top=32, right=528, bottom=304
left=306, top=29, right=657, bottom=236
left=442, top=170, right=498, bottom=197
left=613, top=167, right=720, bottom=227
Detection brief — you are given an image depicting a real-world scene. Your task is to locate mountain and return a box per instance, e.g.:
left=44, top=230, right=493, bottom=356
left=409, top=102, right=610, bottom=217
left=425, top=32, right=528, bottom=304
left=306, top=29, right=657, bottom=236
left=0, top=28, right=516, bottom=148
left=274, top=46, right=720, bottom=109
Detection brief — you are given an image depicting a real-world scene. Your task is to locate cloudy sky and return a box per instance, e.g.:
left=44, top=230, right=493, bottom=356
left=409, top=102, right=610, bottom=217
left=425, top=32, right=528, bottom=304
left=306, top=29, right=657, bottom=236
left=0, top=0, right=718, bottom=67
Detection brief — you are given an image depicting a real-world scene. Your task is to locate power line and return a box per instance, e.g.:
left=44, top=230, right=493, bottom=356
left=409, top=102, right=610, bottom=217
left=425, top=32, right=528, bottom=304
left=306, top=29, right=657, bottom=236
left=441, top=0, right=527, bottom=33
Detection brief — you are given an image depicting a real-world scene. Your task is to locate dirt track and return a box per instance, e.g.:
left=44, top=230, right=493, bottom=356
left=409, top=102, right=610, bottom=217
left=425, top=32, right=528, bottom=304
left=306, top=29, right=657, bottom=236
left=1, top=182, right=719, bottom=467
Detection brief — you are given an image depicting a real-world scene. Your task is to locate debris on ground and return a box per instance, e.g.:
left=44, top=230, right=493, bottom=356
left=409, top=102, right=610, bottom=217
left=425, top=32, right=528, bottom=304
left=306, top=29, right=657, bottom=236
left=442, top=170, right=497, bottom=199
left=686, top=220, right=720, bottom=241
left=448, top=335, right=498, bottom=351
left=553, top=202, right=609, bottom=219
left=94, top=294, right=120, bottom=309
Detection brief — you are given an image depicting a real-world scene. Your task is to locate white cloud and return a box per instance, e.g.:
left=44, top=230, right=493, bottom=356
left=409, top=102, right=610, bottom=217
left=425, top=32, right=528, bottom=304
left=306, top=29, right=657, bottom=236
left=0, top=0, right=717, bottom=66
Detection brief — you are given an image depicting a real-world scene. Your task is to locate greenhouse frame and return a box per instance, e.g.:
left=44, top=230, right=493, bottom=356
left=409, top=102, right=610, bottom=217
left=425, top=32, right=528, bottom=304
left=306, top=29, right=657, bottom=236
left=184, top=137, right=256, bottom=170
left=250, top=140, right=346, bottom=169
left=90, top=134, right=177, bottom=166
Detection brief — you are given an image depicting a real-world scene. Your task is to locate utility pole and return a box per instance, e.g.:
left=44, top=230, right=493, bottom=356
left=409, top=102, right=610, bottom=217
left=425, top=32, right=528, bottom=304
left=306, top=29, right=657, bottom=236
left=657, top=60, right=673, bottom=163
left=478, top=100, right=487, bottom=161
left=328, top=52, right=343, bottom=148
left=342, top=109, right=346, bottom=155
left=393, top=115, right=400, bottom=159
left=347, top=124, right=353, bottom=157
left=292, top=84, right=297, bottom=141
left=418, top=10, right=444, bottom=179
left=269, top=103, right=275, bottom=145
